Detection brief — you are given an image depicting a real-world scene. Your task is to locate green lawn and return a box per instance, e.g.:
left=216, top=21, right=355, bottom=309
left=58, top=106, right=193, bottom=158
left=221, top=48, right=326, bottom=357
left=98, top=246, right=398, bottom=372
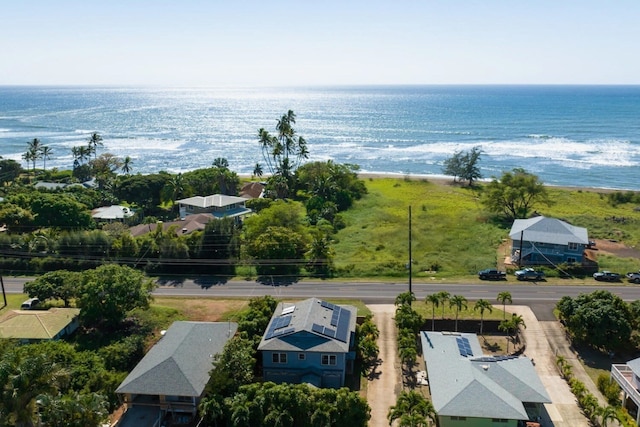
left=332, top=178, right=640, bottom=279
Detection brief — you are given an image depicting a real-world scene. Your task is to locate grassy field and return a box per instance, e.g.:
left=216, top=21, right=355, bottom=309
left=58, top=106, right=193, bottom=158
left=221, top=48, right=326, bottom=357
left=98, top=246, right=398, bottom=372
left=332, top=177, right=640, bottom=279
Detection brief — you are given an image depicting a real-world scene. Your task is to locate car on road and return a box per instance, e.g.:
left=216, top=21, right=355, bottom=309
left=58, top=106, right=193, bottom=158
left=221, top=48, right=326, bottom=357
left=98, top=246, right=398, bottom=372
left=478, top=268, right=507, bottom=280
left=515, top=268, right=545, bottom=281
left=626, top=271, right=640, bottom=284
left=593, top=271, right=622, bottom=282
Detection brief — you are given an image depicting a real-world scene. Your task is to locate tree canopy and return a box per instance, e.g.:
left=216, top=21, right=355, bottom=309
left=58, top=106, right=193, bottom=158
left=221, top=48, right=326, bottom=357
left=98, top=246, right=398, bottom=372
left=482, top=168, right=552, bottom=220
left=442, top=146, right=483, bottom=186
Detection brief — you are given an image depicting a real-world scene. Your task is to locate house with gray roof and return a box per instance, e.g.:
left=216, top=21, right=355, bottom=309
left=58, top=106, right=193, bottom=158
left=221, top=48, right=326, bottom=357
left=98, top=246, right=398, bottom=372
left=611, top=357, right=640, bottom=426
left=176, top=194, right=251, bottom=221
left=257, top=298, right=357, bottom=389
left=509, top=216, right=589, bottom=266
left=116, top=321, right=237, bottom=427
left=92, top=205, right=135, bottom=221
left=421, top=331, right=551, bottom=427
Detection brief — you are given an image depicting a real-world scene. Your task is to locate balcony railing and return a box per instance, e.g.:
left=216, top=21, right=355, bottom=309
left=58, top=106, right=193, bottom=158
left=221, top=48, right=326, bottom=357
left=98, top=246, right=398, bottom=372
left=612, top=364, right=640, bottom=404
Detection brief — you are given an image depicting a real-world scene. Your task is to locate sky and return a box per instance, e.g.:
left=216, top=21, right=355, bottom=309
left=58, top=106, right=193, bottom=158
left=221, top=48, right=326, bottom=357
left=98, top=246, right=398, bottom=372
left=2, top=0, right=640, bottom=86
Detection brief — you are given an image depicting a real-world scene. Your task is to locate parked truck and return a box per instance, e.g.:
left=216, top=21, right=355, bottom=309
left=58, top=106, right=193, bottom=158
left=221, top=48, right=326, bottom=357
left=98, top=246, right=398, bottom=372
left=478, top=268, right=507, bottom=280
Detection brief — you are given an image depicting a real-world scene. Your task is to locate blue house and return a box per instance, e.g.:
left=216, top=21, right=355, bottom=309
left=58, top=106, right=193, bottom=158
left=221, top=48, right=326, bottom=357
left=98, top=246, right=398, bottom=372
left=257, top=298, right=357, bottom=389
left=509, top=216, right=589, bottom=266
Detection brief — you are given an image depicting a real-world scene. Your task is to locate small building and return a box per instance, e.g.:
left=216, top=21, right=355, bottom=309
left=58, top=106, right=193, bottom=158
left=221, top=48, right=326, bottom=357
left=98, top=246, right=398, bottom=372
left=257, top=298, right=357, bottom=389
left=176, top=194, right=251, bottom=221
left=509, top=216, right=589, bottom=266
left=92, top=205, right=135, bottom=221
left=421, top=331, right=551, bottom=427
left=611, top=358, right=640, bottom=425
left=116, top=321, right=237, bottom=427
left=0, top=308, right=80, bottom=343
left=129, top=213, right=215, bottom=237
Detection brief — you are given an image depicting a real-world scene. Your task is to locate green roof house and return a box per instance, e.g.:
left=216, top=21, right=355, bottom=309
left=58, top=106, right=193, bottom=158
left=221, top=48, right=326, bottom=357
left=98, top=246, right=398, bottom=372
left=0, top=308, right=80, bottom=343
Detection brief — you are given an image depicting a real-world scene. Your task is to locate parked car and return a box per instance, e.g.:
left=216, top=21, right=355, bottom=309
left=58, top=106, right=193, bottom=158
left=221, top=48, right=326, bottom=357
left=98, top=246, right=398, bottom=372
left=21, top=297, right=40, bottom=310
left=593, top=271, right=622, bottom=282
left=515, top=268, right=545, bottom=281
left=478, top=268, right=507, bottom=280
left=626, top=271, right=640, bottom=284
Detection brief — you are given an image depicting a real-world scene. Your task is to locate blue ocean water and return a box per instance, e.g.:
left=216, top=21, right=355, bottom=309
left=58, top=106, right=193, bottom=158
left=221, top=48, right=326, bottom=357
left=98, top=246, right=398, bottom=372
left=1, top=85, right=639, bottom=190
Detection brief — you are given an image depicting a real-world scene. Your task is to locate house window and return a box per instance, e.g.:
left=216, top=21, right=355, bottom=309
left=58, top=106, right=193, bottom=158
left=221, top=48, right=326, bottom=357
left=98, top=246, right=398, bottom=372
left=298, top=353, right=306, bottom=360
left=567, top=257, right=576, bottom=263
left=568, top=242, right=579, bottom=250
left=272, top=353, right=287, bottom=364
left=492, top=419, right=508, bottom=423
left=450, top=416, right=467, bottom=421
left=321, top=354, right=337, bottom=366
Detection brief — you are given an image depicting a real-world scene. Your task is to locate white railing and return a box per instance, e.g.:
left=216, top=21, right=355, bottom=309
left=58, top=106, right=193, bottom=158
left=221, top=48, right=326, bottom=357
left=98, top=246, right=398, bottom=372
left=612, top=364, right=640, bottom=404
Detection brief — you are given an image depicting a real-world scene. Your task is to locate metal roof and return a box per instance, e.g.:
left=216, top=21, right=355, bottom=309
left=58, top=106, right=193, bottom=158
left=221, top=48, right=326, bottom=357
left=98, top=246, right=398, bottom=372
left=177, top=194, right=247, bottom=208
left=509, top=216, right=589, bottom=245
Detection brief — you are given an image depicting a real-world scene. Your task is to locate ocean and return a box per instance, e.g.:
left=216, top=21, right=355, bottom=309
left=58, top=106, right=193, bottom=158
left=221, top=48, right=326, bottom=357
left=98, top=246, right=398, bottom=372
left=1, top=85, right=639, bottom=190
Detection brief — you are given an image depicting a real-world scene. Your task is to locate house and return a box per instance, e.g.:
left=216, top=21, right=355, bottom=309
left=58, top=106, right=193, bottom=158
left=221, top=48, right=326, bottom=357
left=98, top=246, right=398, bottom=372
left=0, top=308, right=80, bottom=343
left=611, top=358, right=640, bottom=425
left=116, top=321, right=237, bottom=427
left=176, top=194, right=251, bottom=221
left=129, top=213, right=215, bottom=237
left=257, top=298, right=357, bottom=389
left=92, top=205, right=135, bottom=221
left=509, top=216, right=589, bottom=266
left=239, top=181, right=265, bottom=199
left=421, top=331, right=551, bottom=427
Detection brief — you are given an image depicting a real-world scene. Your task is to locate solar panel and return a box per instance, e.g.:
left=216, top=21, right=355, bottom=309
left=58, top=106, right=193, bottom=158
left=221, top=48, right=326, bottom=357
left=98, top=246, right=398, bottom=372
left=456, top=337, right=469, bottom=357
left=330, top=307, right=341, bottom=326
left=335, top=309, right=351, bottom=343
left=312, top=323, right=325, bottom=334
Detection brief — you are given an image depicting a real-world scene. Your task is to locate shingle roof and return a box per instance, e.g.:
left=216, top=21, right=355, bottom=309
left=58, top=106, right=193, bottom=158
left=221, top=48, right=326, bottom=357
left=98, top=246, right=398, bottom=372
left=421, top=332, right=550, bottom=420
left=509, top=216, right=589, bottom=245
left=0, top=308, right=80, bottom=339
left=129, top=213, right=214, bottom=237
left=257, top=298, right=357, bottom=353
left=116, top=321, right=237, bottom=397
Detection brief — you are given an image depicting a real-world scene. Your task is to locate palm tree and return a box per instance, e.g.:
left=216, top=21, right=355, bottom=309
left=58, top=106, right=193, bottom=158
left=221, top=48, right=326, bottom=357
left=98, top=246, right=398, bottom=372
left=40, top=146, right=53, bottom=171
left=497, top=291, right=512, bottom=319
left=22, top=149, right=37, bottom=175
left=449, top=295, right=468, bottom=332
left=474, top=299, right=493, bottom=335
left=253, top=162, right=264, bottom=179
left=498, top=318, right=513, bottom=354
left=388, top=390, right=436, bottom=427
left=212, top=157, right=229, bottom=169
left=87, top=132, right=103, bottom=159
left=436, top=291, right=450, bottom=320
left=121, top=156, right=133, bottom=175
left=426, top=294, right=440, bottom=331
left=395, top=291, right=416, bottom=307
left=598, top=404, right=619, bottom=427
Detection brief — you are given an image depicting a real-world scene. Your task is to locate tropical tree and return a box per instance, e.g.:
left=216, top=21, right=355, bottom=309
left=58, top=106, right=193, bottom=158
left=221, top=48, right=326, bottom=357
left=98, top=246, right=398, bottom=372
left=425, top=293, right=440, bottom=331
left=474, top=299, right=493, bottom=335
left=598, top=404, right=619, bottom=427
left=87, top=132, right=103, bottom=159
left=40, top=145, right=53, bottom=171
left=388, top=390, right=436, bottom=427
left=120, top=155, right=133, bottom=175
left=497, top=291, right=512, bottom=319
left=395, top=291, right=416, bottom=307
left=442, top=145, right=483, bottom=185
left=252, top=162, right=263, bottom=179
left=482, top=168, right=552, bottom=220
left=161, top=173, right=188, bottom=206
left=436, top=291, right=450, bottom=319
left=449, top=295, right=467, bottom=332
left=22, top=147, right=38, bottom=174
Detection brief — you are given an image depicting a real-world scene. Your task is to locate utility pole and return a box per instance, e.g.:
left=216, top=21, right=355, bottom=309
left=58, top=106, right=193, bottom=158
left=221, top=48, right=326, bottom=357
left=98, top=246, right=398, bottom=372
left=1, top=275, right=6, bottom=309
left=408, top=205, right=412, bottom=300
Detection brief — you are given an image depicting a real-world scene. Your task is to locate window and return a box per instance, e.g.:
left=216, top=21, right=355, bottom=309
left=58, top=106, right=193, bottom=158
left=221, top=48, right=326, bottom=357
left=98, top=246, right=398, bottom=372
left=491, top=419, right=508, bottom=423
left=298, top=353, right=306, bottom=360
left=272, top=353, right=287, bottom=364
left=321, top=354, right=337, bottom=366
left=568, top=242, right=579, bottom=250
left=567, top=257, right=576, bottom=263
left=450, top=416, right=467, bottom=421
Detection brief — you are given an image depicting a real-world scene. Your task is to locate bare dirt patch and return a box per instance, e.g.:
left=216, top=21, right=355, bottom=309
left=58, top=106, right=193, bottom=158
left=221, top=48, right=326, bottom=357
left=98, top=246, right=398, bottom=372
left=153, top=297, right=249, bottom=322
left=589, top=238, right=640, bottom=259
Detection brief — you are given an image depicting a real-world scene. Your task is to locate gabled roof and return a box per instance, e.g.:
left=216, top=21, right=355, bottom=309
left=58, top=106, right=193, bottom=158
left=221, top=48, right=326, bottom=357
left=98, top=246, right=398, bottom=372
left=116, top=321, right=237, bottom=397
left=92, top=205, right=134, bottom=220
left=509, top=216, right=589, bottom=245
left=177, top=194, right=247, bottom=208
left=421, top=332, right=550, bottom=420
left=257, top=298, right=357, bottom=353
left=627, top=357, right=640, bottom=376
left=0, top=308, right=80, bottom=340
left=129, top=213, right=214, bottom=237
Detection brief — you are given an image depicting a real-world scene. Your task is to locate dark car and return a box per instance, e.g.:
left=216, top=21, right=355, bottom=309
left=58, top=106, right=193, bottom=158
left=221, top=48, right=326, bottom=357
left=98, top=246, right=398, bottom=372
left=515, top=268, right=545, bottom=281
left=593, top=271, right=622, bottom=282
left=478, top=268, right=507, bottom=280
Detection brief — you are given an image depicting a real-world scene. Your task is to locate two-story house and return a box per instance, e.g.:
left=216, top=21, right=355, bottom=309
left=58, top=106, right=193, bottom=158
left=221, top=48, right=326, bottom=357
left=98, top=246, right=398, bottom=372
left=176, top=194, right=251, bottom=221
left=257, top=298, right=357, bottom=389
left=510, top=216, right=589, bottom=266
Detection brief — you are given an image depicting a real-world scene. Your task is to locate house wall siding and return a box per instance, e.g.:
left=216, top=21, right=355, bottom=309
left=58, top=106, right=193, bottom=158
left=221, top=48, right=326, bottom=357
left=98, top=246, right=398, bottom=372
left=262, top=350, right=346, bottom=388
left=512, top=241, right=584, bottom=265
left=439, top=415, right=518, bottom=427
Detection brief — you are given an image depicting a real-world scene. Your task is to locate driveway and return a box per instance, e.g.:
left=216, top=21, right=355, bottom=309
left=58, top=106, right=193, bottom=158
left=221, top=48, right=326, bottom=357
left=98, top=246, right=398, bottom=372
left=366, top=304, right=400, bottom=427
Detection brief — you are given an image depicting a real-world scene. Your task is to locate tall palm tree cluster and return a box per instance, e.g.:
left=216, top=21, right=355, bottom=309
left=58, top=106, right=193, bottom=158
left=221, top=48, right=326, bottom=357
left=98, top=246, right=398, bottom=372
left=22, top=138, right=53, bottom=174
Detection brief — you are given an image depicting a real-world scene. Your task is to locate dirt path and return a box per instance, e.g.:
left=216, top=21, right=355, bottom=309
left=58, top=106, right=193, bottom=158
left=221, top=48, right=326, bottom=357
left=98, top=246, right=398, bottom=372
left=366, top=304, right=400, bottom=427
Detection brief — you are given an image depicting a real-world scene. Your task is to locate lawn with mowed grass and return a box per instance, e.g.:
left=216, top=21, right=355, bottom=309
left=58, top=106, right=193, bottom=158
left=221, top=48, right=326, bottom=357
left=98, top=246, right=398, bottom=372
left=332, top=177, right=640, bottom=279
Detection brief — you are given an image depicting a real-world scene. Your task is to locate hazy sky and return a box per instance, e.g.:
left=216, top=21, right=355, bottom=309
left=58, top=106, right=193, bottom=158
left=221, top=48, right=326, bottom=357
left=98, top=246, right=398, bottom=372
left=2, top=1, right=639, bottom=86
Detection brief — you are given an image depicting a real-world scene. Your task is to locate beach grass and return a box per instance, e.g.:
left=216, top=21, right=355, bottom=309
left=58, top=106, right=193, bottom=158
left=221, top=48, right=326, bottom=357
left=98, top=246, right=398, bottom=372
left=332, top=177, right=640, bottom=279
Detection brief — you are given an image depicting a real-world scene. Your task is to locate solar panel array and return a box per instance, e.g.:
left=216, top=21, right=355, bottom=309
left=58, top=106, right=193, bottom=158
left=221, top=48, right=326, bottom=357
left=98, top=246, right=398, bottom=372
left=264, top=315, right=293, bottom=340
left=311, top=302, right=352, bottom=343
left=456, top=336, right=473, bottom=357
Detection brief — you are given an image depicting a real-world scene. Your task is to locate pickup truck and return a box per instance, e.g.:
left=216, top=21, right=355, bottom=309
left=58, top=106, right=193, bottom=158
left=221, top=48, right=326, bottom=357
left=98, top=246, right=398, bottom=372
left=515, top=268, right=545, bottom=281
left=478, top=268, right=507, bottom=280
left=626, top=271, right=640, bottom=284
